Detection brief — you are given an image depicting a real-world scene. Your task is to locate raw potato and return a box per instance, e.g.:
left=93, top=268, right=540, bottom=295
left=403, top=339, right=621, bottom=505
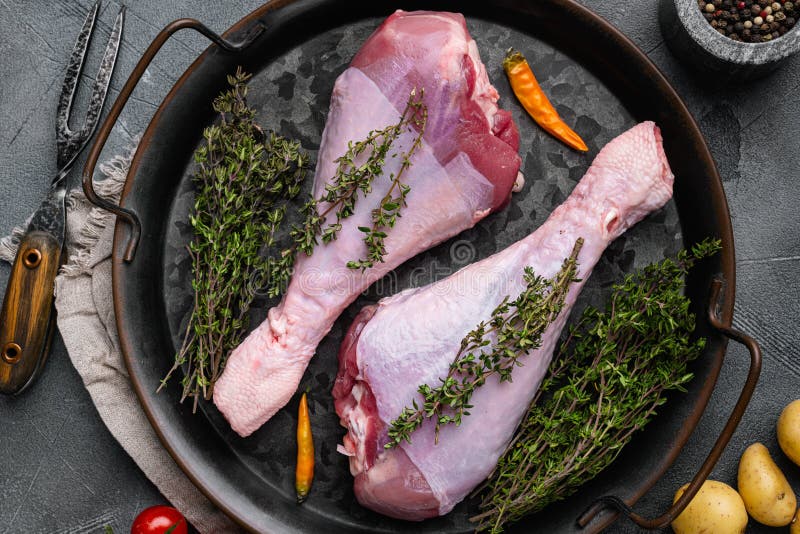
left=778, top=399, right=800, bottom=467
left=671, top=480, right=747, bottom=534
left=792, top=508, right=800, bottom=534
left=737, top=442, right=797, bottom=526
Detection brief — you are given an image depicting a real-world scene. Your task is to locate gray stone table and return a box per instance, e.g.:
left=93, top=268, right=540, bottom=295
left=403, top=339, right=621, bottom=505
left=1, top=1, right=798, bottom=532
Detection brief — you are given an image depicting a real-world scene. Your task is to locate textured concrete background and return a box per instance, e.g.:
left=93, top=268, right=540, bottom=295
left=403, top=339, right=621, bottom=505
left=0, top=1, right=798, bottom=533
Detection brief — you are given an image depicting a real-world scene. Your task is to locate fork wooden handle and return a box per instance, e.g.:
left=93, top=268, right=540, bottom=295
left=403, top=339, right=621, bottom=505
left=0, top=231, right=62, bottom=395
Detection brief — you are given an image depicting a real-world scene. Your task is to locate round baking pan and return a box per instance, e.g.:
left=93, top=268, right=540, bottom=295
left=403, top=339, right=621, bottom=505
left=82, top=0, right=760, bottom=532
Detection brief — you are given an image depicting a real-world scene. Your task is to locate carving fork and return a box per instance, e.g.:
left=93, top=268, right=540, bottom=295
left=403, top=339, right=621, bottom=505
left=0, top=2, right=124, bottom=394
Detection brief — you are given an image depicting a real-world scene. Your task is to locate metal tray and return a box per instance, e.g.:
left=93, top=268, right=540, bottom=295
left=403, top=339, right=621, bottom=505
left=82, top=0, right=760, bottom=532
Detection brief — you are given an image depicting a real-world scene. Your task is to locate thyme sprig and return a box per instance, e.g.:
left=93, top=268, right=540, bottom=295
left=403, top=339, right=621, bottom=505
left=159, top=68, right=309, bottom=409
left=347, top=91, right=427, bottom=271
left=267, top=90, right=428, bottom=294
left=386, top=238, right=584, bottom=449
left=472, top=238, right=722, bottom=533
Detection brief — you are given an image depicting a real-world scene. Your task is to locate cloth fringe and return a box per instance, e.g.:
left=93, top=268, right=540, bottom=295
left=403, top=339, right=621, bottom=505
left=0, top=219, right=28, bottom=262
left=61, top=141, right=139, bottom=277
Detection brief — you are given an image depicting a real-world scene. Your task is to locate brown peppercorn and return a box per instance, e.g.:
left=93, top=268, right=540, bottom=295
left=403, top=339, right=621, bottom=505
left=696, top=0, right=792, bottom=41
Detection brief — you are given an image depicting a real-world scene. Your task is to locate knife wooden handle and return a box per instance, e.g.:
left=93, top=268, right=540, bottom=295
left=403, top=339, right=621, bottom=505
left=0, top=231, right=62, bottom=395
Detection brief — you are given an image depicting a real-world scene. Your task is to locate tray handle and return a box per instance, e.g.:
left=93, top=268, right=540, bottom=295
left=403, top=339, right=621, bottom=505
left=82, top=18, right=264, bottom=262
left=576, top=277, right=761, bottom=531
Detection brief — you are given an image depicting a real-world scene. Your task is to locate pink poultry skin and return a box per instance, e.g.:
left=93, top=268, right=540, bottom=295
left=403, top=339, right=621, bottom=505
left=213, top=10, right=522, bottom=437
left=333, top=122, right=675, bottom=520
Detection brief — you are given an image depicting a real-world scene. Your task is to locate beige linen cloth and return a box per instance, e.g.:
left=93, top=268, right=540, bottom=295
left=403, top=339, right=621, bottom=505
left=0, top=147, right=240, bottom=533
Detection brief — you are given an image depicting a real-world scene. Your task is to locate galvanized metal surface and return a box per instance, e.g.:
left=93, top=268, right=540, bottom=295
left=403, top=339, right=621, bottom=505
left=0, top=0, right=798, bottom=532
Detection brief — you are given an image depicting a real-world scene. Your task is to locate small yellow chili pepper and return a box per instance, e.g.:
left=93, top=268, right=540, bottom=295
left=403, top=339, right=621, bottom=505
left=295, top=392, right=314, bottom=503
left=503, top=49, right=588, bottom=152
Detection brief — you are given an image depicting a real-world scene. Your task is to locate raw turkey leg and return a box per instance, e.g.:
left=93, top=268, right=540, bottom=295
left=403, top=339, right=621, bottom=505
left=333, top=122, right=675, bottom=519
left=213, top=10, right=521, bottom=437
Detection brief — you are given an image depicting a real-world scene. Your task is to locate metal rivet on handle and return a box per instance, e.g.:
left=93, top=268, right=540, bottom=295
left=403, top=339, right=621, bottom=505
left=23, top=248, right=42, bottom=269
left=2, top=342, right=22, bottom=364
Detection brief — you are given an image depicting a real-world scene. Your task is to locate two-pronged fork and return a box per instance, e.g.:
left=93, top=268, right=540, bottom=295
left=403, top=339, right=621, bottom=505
left=0, top=2, right=125, bottom=395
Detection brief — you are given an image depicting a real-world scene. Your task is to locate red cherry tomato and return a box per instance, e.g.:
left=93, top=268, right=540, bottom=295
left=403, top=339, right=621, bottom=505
left=131, top=506, right=188, bottom=534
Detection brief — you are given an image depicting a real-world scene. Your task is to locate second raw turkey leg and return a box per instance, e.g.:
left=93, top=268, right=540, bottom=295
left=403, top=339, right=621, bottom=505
left=333, top=122, right=675, bottom=519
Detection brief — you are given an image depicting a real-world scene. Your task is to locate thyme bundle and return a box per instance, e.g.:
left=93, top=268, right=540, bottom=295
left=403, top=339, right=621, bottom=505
left=386, top=238, right=584, bottom=448
left=472, top=238, right=721, bottom=533
left=160, top=69, right=309, bottom=408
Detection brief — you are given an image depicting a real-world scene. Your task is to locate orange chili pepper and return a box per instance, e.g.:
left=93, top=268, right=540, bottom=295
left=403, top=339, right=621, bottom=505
left=295, top=392, right=314, bottom=503
left=503, top=49, right=588, bottom=152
